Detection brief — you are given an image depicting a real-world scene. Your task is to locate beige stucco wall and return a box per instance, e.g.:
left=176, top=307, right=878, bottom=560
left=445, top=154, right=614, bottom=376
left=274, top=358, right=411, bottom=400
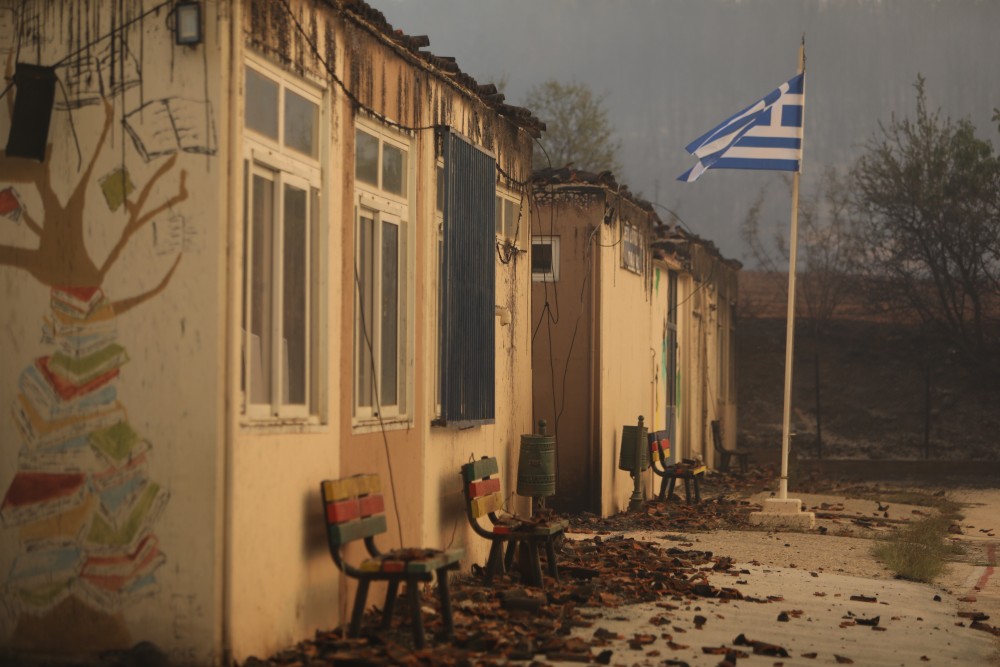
left=0, top=3, right=229, bottom=664
left=674, top=246, right=740, bottom=469
left=227, top=0, right=534, bottom=662
left=595, top=211, right=658, bottom=517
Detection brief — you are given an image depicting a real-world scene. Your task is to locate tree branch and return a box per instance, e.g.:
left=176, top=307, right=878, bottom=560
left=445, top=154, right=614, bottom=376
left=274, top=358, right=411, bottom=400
left=109, top=252, right=183, bottom=317
left=21, top=210, right=42, bottom=236
left=100, top=161, right=188, bottom=278
left=69, top=99, right=115, bottom=206
left=0, top=243, right=38, bottom=273
left=0, top=146, right=53, bottom=183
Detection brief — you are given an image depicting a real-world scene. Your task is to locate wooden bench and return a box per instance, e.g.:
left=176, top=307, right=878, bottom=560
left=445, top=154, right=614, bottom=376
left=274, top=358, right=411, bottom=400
left=320, top=474, right=463, bottom=647
left=712, top=419, right=751, bottom=473
left=648, top=429, right=707, bottom=503
left=461, top=456, right=568, bottom=588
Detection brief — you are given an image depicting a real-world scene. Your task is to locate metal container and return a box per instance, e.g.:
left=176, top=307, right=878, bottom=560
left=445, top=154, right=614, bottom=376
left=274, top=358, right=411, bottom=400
left=517, top=420, right=557, bottom=497
left=618, top=415, right=649, bottom=472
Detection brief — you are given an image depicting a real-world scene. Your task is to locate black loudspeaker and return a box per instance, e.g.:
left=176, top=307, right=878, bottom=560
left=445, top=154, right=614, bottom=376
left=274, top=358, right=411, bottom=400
left=5, top=63, right=57, bottom=161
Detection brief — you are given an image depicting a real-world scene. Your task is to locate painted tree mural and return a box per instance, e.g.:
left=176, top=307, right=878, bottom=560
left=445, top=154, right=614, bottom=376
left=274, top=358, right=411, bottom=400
left=0, top=63, right=192, bottom=637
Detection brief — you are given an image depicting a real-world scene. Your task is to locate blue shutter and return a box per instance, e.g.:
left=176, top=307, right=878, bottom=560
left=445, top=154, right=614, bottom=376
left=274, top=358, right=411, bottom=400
left=439, top=129, right=496, bottom=425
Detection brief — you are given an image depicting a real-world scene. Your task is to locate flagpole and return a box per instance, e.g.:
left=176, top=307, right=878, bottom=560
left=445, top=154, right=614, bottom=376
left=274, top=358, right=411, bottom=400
left=779, top=39, right=805, bottom=500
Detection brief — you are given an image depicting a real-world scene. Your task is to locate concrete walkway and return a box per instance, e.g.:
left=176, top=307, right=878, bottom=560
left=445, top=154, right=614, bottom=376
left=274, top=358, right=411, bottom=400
left=555, top=486, right=1000, bottom=666
left=563, top=554, right=995, bottom=666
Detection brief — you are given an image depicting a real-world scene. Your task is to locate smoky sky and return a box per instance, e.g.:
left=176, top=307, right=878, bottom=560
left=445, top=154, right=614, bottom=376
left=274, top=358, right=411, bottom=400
left=381, top=0, right=999, bottom=263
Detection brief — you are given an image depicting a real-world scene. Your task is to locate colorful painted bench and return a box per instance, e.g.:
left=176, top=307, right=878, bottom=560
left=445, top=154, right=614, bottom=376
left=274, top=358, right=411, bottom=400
left=320, top=474, right=462, bottom=647
left=461, top=456, right=568, bottom=587
left=648, top=429, right=706, bottom=503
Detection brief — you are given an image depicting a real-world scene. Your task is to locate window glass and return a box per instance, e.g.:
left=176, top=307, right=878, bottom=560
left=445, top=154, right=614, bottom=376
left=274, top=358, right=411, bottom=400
left=436, top=166, right=444, bottom=213
left=505, top=199, right=517, bottom=239
left=356, top=214, right=375, bottom=409
left=283, top=183, right=308, bottom=405
left=382, top=143, right=406, bottom=196
left=284, top=89, right=318, bottom=157
left=355, top=130, right=379, bottom=186
left=245, top=68, right=279, bottom=140
left=532, top=243, right=553, bottom=274
left=380, top=221, right=399, bottom=405
left=495, top=196, right=503, bottom=236
left=249, top=173, right=275, bottom=404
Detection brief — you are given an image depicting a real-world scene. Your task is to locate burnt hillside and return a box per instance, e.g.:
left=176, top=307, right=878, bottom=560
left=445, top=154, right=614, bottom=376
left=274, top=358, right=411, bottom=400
left=737, top=306, right=1000, bottom=463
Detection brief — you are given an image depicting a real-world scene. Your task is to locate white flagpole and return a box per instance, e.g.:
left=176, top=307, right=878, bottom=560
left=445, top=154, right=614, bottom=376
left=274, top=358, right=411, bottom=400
left=779, top=39, right=805, bottom=500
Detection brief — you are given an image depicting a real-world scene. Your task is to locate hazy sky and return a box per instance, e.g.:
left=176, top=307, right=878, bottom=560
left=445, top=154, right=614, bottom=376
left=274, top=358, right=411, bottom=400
left=381, top=0, right=1000, bottom=262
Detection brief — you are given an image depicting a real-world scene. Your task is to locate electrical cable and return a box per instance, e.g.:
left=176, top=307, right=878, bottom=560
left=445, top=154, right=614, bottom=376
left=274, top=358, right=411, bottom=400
left=49, top=0, right=173, bottom=70
left=352, top=254, right=405, bottom=548
left=277, top=0, right=437, bottom=134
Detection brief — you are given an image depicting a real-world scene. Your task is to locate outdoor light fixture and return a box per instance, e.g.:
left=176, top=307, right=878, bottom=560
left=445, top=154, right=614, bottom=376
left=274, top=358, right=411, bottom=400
left=175, top=1, right=202, bottom=46
left=5, top=63, right=57, bottom=162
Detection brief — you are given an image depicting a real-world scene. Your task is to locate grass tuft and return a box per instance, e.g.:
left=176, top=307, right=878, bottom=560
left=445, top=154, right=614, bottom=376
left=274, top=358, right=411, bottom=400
left=872, top=514, right=959, bottom=582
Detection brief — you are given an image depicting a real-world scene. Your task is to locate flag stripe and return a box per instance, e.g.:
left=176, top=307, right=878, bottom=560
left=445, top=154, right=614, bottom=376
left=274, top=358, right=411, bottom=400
left=712, top=157, right=800, bottom=171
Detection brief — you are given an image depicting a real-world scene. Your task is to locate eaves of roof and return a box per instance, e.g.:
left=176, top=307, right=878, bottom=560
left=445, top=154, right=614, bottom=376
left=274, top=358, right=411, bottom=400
left=331, top=0, right=545, bottom=138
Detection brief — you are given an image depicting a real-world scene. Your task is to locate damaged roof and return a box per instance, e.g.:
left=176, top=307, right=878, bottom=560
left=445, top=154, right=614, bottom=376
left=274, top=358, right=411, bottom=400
left=335, top=0, right=545, bottom=137
left=532, top=167, right=741, bottom=270
left=532, top=166, right=663, bottom=224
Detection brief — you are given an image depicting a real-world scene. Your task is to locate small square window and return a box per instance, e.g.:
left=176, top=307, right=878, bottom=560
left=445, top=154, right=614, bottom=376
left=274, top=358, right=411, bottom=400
left=355, top=130, right=379, bottom=186
left=532, top=236, right=559, bottom=282
left=245, top=68, right=279, bottom=140
left=382, top=143, right=406, bottom=196
left=284, top=88, right=318, bottom=157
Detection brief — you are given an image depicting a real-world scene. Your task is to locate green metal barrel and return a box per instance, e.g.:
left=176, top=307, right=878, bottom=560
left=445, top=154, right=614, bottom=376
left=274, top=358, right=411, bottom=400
left=517, top=420, right=557, bottom=497
left=618, top=415, right=649, bottom=472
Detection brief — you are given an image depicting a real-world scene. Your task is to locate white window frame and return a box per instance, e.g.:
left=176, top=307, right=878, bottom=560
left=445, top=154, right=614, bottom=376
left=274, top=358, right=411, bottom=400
left=353, top=120, right=413, bottom=427
left=531, top=235, right=560, bottom=282
left=240, top=55, right=325, bottom=423
left=495, top=188, right=524, bottom=245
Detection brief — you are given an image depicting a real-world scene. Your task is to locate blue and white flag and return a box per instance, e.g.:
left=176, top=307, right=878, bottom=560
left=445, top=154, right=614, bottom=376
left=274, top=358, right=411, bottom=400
left=678, top=73, right=804, bottom=183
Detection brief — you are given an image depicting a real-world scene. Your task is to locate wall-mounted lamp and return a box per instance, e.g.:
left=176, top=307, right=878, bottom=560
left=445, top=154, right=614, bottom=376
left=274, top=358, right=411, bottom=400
left=5, top=63, right=57, bottom=162
left=175, top=1, right=202, bottom=46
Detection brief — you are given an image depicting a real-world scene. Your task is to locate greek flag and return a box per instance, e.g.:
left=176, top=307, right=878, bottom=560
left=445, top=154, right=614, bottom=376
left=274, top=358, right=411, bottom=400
left=678, top=73, right=804, bottom=183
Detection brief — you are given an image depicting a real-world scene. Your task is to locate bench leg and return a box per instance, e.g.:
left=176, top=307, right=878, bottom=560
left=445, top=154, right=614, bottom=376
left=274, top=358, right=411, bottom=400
left=349, top=579, right=370, bottom=638
left=525, top=541, right=543, bottom=587
left=683, top=476, right=692, bottom=503
left=738, top=453, right=749, bottom=473
left=485, top=541, right=504, bottom=583
left=657, top=474, right=669, bottom=500
left=504, top=541, right=517, bottom=572
left=544, top=536, right=560, bottom=581
left=693, top=475, right=702, bottom=503
left=407, top=579, right=425, bottom=649
left=719, top=451, right=731, bottom=473
left=666, top=477, right=677, bottom=501
left=382, top=579, right=400, bottom=630
left=436, top=567, right=455, bottom=640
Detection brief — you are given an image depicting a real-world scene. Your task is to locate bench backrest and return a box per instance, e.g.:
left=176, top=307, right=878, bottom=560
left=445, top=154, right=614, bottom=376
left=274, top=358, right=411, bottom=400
left=320, top=474, right=387, bottom=546
left=710, top=420, right=724, bottom=453
left=460, top=456, right=504, bottom=518
left=648, top=429, right=673, bottom=465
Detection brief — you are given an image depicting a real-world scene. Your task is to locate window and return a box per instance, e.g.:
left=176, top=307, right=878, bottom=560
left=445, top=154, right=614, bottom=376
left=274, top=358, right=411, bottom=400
left=531, top=236, right=559, bottom=282
left=622, top=222, right=644, bottom=274
left=241, top=59, right=323, bottom=421
left=437, top=128, right=496, bottom=426
left=495, top=190, right=523, bottom=243
left=353, top=123, right=411, bottom=423
left=666, top=270, right=679, bottom=408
